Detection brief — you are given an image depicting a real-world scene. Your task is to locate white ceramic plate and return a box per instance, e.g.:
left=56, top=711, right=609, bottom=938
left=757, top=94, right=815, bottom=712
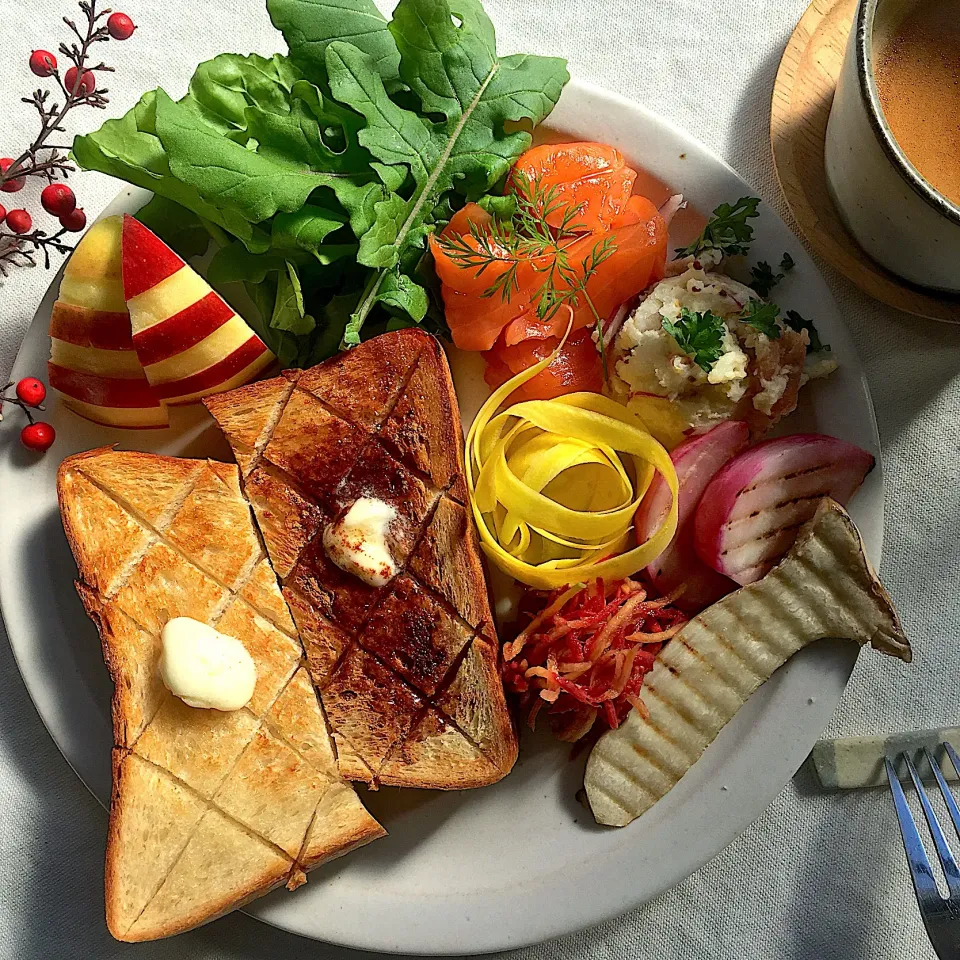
left=0, top=78, right=882, bottom=954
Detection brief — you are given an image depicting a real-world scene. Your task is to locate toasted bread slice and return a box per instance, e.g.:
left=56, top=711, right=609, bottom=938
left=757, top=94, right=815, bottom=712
left=202, top=375, right=296, bottom=476
left=205, top=330, right=517, bottom=788
left=58, top=448, right=384, bottom=941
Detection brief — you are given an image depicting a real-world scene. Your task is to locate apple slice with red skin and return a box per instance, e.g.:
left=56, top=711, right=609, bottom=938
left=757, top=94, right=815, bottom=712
left=694, top=433, right=875, bottom=585
left=635, top=421, right=748, bottom=614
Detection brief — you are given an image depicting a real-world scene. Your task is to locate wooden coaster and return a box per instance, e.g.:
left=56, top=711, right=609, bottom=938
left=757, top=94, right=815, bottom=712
left=770, top=0, right=960, bottom=322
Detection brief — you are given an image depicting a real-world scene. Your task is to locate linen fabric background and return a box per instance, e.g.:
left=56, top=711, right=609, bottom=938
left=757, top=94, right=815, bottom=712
left=0, top=0, right=955, bottom=957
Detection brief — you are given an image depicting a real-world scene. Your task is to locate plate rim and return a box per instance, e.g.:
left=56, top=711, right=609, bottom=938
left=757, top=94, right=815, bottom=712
left=0, top=74, right=882, bottom=954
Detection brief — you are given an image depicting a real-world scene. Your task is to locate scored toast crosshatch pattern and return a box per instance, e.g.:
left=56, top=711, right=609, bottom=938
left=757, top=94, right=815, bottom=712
left=205, top=328, right=517, bottom=790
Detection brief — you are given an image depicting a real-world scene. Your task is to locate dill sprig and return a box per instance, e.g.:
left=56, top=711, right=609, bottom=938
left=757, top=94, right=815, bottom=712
left=436, top=170, right=618, bottom=375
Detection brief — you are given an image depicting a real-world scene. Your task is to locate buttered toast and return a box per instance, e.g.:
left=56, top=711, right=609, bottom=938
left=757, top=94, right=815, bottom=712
left=205, top=329, right=517, bottom=789
left=58, top=448, right=384, bottom=941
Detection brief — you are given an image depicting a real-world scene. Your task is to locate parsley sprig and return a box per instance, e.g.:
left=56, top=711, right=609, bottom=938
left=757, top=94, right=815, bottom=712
left=750, top=252, right=795, bottom=298
left=739, top=299, right=782, bottom=339
left=675, top=196, right=761, bottom=259
left=662, top=308, right=727, bottom=373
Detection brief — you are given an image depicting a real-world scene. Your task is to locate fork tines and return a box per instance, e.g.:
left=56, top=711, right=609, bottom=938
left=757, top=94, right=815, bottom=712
left=887, top=743, right=960, bottom=957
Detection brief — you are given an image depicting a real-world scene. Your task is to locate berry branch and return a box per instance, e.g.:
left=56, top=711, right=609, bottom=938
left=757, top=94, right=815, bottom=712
left=0, top=379, right=55, bottom=451
left=0, top=228, right=73, bottom=276
left=0, top=0, right=136, bottom=278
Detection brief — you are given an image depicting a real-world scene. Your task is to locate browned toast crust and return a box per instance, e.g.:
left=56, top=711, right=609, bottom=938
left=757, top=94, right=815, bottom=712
left=206, top=330, right=517, bottom=789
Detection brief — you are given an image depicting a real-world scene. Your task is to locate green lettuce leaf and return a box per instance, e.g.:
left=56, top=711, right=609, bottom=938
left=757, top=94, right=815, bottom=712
left=271, top=261, right=316, bottom=334
left=154, top=89, right=369, bottom=227
left=208, top=241, right=289, bottom=285
left=72, top=91, right=271, bottom=251
left=267, top=0, right=400, bottom=89
left=75, top=0, right=568, bottom=366
left=271, top=205, right=348, bottom=252
left=187, top=53, right=302, bottom=135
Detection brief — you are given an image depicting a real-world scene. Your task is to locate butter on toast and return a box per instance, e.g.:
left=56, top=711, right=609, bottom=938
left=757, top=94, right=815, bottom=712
left=58, top=448, right=384, bottom=942
left=205, top=330, right=517, bottom=789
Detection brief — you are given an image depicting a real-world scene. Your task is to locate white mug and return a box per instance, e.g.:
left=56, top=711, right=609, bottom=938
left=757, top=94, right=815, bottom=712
left=824, top=0, right=960, bottom=293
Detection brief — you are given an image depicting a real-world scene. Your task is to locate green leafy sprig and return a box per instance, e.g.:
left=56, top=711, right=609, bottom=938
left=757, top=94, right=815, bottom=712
left=739, top=299, right=782, bottom=339
left=675, top=196, right=761, bottom=259
left=749, top=251, right=795, bottom=297
left=662, top=307, right=727, bottom=373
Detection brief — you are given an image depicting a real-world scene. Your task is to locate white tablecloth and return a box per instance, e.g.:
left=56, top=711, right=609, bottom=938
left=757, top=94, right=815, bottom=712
left=1, top=0, right=956, bottom=956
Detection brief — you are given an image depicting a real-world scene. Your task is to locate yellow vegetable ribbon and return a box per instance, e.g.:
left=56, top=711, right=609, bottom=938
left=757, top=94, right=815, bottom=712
left=465, top=326, right=679, bottom=590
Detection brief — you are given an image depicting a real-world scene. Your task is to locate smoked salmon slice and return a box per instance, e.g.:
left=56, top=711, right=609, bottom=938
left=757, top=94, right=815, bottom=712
left=483, top=326, right=603, bottom=402
left=509, top=142, right=637, bottom=232
left=431, top=144, right=667, bottom=356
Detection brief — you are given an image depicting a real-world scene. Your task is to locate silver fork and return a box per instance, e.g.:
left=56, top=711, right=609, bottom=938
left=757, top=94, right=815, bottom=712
left=886, top=743, right=960, bottom=958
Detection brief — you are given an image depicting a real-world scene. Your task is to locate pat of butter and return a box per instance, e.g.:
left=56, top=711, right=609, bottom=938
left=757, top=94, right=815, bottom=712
left=159, top=617, right=256, bottom=712
left=322, top=497, right=397, bottom=587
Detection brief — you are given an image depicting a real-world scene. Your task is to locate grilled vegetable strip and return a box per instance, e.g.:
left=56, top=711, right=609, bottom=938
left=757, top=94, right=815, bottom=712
left=585, top=499, right=910, bottom=827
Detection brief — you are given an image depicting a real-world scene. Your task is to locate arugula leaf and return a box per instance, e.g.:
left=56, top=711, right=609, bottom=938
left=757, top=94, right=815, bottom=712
left=355, top=192, right=408, bottom=268
left=376, top=269, right=429, bottom=322
left=676, top=196, right=761, bottom=259
left=267, top=0, right=401, bottom=90
left=478, top=193, right=518, bottom=220
left=662, top=308, right=727, bottom=373
left=785, top=309, right=829, bottom=353
left=76, top=64, right=375, bottom=257
left=135, top=195, right=212, bottom=260
left=739, top=299, right=782, bottom=339
left=243, top=81, right=373, bottom=177
left=154, top=89, right=371, bottom=229
left=749, top=251, right=795, bottom=297
left=270, top=205, right=348, bottom=253
left=326, top=0, right=568, bottom=343
left=390, top=0, right=561, bottom=126
left=208, top=241, right=289, bottom=285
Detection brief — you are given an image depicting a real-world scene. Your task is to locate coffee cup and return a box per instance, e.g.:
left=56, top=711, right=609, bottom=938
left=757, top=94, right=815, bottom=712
left=824, top=0, right=960, bottom=294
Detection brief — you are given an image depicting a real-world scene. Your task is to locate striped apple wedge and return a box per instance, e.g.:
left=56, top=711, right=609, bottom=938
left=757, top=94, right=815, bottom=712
left=47, top=216, right=169, bottom=429
left=121, top=215, right=275, bottom=406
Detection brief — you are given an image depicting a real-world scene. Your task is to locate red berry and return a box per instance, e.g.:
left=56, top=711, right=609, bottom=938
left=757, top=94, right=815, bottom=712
left=29, top=50, right=57, bottom=77
left=0, top=204, right=6, bottom=224
left=15, top=377, right=46, bottom=407
left=20, top=421, right=55, bottom=452
left=59, top=208, right=87, bottom=232
left=0, top=158, right=25, bottom=193
left=107, top=12, right=136, bottom=40
left=41, top=183, right=76, bottom=218
left=5, top=209, right=32, bottom=234
left=64, top=67, right=96, bottom=96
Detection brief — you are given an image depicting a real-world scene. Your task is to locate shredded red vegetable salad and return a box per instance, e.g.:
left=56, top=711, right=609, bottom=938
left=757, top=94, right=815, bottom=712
left=501, top=578, right=689, bottom=742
